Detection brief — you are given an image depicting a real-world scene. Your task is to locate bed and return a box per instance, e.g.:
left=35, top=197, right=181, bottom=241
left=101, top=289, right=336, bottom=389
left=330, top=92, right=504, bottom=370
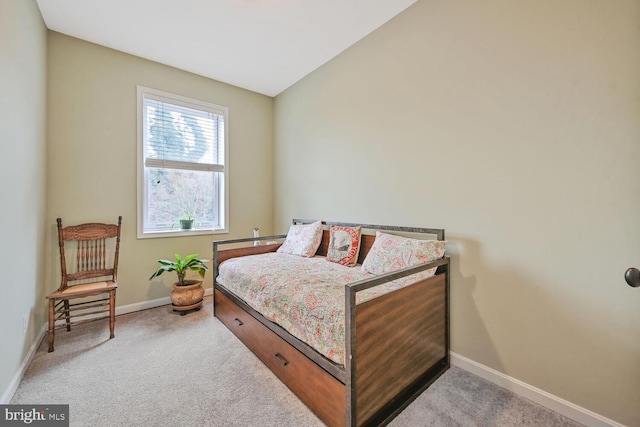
left=212, top=220, right=450, bottom=426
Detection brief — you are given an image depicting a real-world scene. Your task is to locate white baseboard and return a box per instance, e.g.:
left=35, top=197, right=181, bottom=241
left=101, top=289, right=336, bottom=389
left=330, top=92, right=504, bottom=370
left=450, top=352, right=625, bottom=427
left=0, top=324, right=47, bottom=404
left=115, top=287, right=213, bottom=316
left=1, top=288, right=213, bottom=404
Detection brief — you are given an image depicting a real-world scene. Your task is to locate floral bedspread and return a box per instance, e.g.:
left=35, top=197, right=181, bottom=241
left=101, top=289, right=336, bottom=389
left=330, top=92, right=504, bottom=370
left=217, top=252, right=434, bottom=365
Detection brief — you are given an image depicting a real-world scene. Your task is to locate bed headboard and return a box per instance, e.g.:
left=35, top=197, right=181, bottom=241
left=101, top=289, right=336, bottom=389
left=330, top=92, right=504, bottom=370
left=292, top=219, right=445, bottom=265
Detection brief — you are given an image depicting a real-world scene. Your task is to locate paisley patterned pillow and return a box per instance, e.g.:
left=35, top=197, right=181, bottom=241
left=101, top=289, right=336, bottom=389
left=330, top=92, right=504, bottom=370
left=276, top=220, right=323, bottom=257
left=361, top=231, right=446, bottom=275
left=326, top=225, right=362, bottom=266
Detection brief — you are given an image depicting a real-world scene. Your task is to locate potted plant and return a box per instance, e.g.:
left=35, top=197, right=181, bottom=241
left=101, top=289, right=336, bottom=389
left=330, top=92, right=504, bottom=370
left=149, top=253, right=209, bottom=314
left=179, top=211, right=195, bottom=230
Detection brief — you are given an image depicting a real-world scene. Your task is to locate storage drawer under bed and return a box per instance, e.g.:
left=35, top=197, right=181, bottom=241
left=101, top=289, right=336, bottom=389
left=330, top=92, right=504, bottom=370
left=214, top=289, right=346, bottom=426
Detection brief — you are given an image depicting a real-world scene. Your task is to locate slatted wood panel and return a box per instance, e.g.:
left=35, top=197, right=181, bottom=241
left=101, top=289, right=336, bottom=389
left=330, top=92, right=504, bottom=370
left=60, top=221, right=121, bottom=286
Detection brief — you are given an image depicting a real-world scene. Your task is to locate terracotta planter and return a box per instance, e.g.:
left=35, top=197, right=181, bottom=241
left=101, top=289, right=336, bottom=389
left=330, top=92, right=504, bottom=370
left=170, top=280, right=204, bottom=309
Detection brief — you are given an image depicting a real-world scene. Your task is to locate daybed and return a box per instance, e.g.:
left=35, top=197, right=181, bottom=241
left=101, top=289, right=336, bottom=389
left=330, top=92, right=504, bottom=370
left=212, top=219, right=450, bottom=426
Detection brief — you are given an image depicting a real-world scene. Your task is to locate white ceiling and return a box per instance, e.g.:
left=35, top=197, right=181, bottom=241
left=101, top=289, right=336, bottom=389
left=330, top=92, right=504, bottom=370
left=36, top=0, right=417, bottom=97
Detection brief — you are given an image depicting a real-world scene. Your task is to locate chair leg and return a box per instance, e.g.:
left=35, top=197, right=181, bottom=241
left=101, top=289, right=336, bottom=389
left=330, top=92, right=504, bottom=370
left=109, top=290, right=116, bottom=339
left=48, top=299, right=55, bottom=353
left=64, top=300, right=71, bottom=331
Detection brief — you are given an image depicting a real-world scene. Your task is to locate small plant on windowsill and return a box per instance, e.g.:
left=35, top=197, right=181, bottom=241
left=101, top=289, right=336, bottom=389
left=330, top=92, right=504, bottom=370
left=149, top=254, right=209, bottom=315
left=179, top=211, right=195, bottom=230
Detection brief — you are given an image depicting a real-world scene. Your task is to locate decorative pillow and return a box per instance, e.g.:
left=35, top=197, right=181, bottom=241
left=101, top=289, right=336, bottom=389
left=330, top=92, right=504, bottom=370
left=361, top=231, right=446, bottom=275
left=326, top=225, right=362, bottom=267
left=276, top=220, right=323, bottom=257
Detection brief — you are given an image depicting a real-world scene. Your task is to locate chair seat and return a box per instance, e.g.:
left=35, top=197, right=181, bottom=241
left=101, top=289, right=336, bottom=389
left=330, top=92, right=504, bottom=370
left=47, top=281, right=117, bottom=300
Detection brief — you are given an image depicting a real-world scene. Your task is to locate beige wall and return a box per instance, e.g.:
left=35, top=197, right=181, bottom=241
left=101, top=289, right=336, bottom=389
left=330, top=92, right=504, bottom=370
left=274, top=1, right=640, bottom=425
left=0, top=0, right=48, bottom=400
left=46, top=32, right=274, bottom=307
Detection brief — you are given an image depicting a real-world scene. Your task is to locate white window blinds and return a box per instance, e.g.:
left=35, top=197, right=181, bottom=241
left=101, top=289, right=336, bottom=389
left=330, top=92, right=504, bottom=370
left=143, top=94, right=225, bottom=172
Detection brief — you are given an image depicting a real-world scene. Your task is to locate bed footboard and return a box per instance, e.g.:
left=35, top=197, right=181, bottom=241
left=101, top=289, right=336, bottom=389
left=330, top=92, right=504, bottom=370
left=346, top=258, right=450, bottom=426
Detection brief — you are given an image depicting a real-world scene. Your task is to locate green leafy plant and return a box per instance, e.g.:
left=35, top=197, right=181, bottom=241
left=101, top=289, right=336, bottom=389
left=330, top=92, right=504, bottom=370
left=181, top=210, right=195, bottom=221
left=149, top=253, right=209, bottom=286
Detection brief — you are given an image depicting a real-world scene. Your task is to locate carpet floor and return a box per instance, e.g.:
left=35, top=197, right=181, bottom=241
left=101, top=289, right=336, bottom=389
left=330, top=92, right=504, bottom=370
left=11, top=296, right=583, bottom=426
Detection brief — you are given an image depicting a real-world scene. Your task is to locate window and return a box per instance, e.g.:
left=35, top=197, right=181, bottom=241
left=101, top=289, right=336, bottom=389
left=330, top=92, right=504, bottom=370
left=137, top=86, right=228, bottom=238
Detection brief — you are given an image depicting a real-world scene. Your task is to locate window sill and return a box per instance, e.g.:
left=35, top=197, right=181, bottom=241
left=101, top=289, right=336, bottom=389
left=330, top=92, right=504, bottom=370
left=137, top=228, right=229, bottom=239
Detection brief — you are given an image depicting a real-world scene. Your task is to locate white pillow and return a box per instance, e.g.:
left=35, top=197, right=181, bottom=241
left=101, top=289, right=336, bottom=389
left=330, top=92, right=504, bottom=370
left=361, top=231, right=446, bottom=275
left=276, top=220, right=323, bottom=257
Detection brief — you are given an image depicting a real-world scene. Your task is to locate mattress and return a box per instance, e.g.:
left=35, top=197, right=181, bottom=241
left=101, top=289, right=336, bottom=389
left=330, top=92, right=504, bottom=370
left=217, top=252, right=434, bottom=365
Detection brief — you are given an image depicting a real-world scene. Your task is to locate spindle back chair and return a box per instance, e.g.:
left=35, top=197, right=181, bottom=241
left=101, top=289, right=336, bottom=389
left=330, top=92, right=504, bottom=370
left=46, top=216, right=122, bottom=352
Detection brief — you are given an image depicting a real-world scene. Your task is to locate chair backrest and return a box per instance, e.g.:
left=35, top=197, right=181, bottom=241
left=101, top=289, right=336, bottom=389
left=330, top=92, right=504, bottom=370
left=57, top=216, right=122, bottom=290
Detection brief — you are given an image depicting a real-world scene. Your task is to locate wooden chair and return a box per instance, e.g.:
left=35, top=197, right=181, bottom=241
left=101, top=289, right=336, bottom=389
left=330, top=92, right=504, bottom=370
left=46, top=216, right=122, bottom=352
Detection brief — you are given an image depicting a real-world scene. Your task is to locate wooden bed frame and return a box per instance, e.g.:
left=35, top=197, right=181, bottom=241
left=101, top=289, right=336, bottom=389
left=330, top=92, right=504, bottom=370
left=212, top=220, right=450, bottom=426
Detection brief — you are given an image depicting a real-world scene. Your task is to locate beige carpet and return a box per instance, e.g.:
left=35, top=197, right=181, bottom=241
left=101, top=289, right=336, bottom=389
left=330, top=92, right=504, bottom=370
left=12, top=297, right=582, bottom=426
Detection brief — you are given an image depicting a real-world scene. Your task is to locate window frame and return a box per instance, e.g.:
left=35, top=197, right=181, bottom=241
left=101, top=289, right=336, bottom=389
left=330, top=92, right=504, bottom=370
left=136, top=86, right=229, bottom=239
